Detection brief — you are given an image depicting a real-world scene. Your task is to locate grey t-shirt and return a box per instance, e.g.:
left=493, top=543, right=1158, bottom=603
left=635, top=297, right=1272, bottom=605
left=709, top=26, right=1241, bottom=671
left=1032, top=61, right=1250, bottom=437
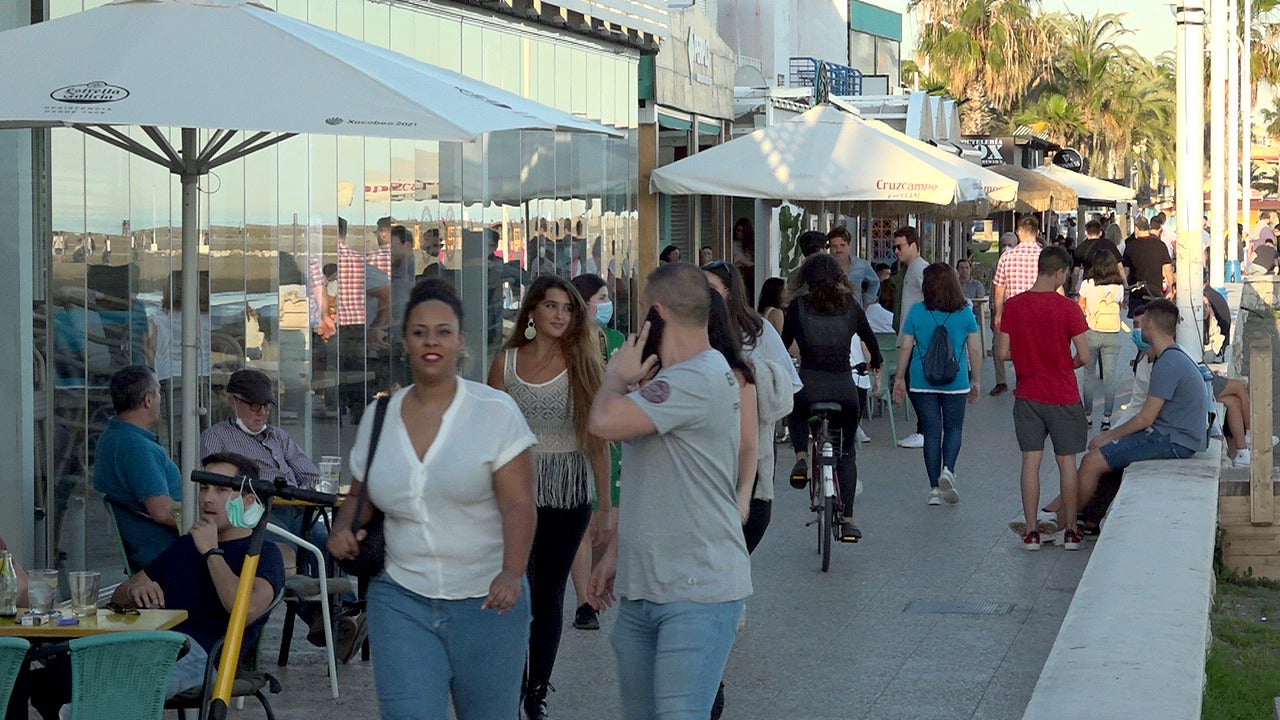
left=898, top=256, right=929, bottom=341
left=617, top=349, right=752, bottom=604
left=1148, top=345, right=1209, bottom=452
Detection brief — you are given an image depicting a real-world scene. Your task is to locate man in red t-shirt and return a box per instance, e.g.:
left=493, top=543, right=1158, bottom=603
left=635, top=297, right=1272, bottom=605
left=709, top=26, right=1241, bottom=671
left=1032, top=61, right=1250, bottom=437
left=995, top=246, right=1092, bottom=551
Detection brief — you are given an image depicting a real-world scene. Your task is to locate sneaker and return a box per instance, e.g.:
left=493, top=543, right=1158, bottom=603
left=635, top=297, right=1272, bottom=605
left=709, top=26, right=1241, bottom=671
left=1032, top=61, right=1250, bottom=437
left=1085, top=414, right=1093, bottom=426
left=927, top=488, right=943, bottom=506
left=989, top=383, right=1008, bottom=396
left=1062, top=528, right=1082, bottom=551
left=938, top=469, right=959, bottom=505
left=1100, top=416, right=1112, bottom=431
left=573, top=602, right=600, bottom=630
left=1232, top=449, right=1252, bottom=468
left=856, top=426, right=871, bottom=443
left=789, top=458, right=808, bottom=489
left=897, top=433, right=924, bottom=449
left=1022, top=530, right=1042, bottom=551
left=838, top=521, right=862, bottom=542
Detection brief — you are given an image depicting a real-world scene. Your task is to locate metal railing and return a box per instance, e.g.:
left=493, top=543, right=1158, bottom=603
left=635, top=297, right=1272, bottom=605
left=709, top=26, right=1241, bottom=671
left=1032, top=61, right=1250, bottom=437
left=788, top=57, right=863, bottom=99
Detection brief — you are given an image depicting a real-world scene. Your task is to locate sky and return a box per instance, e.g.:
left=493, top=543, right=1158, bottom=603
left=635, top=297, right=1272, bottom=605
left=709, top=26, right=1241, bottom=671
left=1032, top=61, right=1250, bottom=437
left=878, top=0, right=1177, bottom=61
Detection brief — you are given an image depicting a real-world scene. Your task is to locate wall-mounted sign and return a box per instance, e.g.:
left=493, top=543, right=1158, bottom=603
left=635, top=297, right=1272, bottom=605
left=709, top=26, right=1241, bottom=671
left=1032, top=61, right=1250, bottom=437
left=687, top=29, right=713, bottom=85
left=967, top=137, right=1008, bottom=167
left=1053, top=148, right=1085, bottom=172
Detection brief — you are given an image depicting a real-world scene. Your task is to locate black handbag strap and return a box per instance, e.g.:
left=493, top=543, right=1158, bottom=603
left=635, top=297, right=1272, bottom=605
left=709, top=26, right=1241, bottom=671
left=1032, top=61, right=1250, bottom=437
left=349, top=395, right=391, bottom=533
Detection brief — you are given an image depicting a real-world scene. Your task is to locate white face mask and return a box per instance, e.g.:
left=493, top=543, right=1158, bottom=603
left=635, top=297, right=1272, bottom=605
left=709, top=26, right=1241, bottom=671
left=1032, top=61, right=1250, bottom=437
left=234, top=417, right=266, bottom=436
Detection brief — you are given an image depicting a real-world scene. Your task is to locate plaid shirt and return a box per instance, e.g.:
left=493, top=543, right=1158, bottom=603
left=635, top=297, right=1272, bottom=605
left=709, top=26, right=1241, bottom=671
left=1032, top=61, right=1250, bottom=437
left=336, top=241, right=391, bottom=327
left=992, top=242, right=1042, bottom=300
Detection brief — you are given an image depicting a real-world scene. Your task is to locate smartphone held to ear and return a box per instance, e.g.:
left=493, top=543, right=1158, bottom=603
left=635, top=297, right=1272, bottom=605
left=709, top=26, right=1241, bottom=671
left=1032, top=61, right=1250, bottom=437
left=640, top=306, right=664, bottom=366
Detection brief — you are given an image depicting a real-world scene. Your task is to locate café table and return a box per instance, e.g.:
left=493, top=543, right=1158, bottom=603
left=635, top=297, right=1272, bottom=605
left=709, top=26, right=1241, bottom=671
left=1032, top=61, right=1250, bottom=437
left=0, top=608, right=188, bottom=640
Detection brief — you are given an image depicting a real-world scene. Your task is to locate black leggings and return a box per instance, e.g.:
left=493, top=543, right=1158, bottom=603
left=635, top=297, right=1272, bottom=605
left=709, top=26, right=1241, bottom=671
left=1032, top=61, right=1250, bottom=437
left=526, top=504, right=592, bottom=688
left=789, top=373, right=862, bottom=519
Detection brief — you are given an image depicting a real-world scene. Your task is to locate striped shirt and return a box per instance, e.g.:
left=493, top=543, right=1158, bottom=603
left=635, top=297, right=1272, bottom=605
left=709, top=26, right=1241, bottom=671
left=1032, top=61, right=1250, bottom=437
left=200, top=419, right=320, bottom=489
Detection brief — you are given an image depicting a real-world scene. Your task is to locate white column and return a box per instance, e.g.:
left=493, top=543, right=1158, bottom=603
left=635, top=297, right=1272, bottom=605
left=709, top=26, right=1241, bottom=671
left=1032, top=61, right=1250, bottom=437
left=1227, top=0, right=1240, bottom=285
left=1210, top=0, right=1227, bottom=289
left=1240, top=0, right=1253, bottom=274
left=1176, top=0, right=1207, bottom=355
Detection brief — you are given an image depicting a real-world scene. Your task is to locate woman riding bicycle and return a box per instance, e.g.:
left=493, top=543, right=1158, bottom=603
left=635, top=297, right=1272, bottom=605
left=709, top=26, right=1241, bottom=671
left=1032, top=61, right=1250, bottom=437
left=782, top=246, right=882, bottom=542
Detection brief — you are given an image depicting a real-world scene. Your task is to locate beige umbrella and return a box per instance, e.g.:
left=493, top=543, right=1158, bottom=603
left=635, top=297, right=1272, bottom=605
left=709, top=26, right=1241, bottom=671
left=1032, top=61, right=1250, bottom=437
left=988, top=164, right=1079, bottom=213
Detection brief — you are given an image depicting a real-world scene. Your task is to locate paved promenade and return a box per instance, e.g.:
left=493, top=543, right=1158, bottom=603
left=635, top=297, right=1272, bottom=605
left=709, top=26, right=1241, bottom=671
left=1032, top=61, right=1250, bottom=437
left=258, top=358, right=1094, bottom=720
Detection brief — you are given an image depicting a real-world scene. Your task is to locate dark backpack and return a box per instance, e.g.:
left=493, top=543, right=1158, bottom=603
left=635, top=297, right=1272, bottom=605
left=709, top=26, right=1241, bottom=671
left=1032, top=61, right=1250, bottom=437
left=920, top=311, right=960, bottom=386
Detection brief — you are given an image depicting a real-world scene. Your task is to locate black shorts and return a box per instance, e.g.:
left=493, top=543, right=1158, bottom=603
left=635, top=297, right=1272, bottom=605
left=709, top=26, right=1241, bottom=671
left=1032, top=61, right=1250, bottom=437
left=1013, top=398, right=1087, bottom=455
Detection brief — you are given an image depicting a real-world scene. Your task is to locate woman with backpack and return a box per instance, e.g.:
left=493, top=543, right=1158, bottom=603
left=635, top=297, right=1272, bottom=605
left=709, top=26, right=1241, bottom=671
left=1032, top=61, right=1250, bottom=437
left=1077, top=248, right=1126, bottom=431
left=892, top=263, right=981, bottom=506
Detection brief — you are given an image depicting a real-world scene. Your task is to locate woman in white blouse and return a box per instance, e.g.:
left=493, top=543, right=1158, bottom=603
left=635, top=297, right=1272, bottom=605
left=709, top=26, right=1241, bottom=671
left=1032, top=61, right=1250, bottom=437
left=329, top=279, right=537, bottom=720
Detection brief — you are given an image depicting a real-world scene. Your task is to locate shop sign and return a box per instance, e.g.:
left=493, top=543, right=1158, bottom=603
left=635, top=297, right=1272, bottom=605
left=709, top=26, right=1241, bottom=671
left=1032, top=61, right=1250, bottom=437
left=687, top=29, right=713, bottom=85
left=1053, top=148, right=1085, bottom=172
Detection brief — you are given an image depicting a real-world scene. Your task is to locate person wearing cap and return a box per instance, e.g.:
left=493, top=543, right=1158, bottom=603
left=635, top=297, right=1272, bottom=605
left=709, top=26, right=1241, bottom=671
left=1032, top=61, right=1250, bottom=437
left=200, top=368, right=321, bottom=521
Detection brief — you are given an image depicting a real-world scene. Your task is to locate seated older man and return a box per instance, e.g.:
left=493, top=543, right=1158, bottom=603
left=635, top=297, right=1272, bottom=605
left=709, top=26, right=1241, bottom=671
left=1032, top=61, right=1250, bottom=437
left=201, top=369, right=327, bottom=569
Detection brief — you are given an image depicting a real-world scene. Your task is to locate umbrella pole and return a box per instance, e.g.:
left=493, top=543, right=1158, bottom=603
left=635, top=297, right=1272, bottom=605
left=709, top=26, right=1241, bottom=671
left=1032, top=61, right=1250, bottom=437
left=180, top=127, right=200, bottom=530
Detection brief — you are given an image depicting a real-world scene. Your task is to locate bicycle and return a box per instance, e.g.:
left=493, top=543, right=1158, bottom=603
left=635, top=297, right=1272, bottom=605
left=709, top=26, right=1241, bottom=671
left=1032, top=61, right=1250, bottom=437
left=804, top=402, right=845, bottom=572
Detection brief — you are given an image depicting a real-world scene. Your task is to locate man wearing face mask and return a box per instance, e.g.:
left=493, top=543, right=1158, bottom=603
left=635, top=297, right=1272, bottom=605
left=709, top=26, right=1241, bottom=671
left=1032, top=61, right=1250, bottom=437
left=111, top=452, right=286, bottom=698
left=201, top=370, right=325, bottom=569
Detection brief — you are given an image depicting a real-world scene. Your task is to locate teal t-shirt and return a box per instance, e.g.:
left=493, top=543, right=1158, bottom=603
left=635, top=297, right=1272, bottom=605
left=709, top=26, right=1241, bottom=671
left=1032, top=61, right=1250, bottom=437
left=901, top=303, right=979, bottom=393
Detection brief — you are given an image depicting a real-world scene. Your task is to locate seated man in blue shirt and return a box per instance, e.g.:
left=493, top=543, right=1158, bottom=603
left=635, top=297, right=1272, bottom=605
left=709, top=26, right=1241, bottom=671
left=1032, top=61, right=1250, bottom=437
left=1075, top=299, right=1209, bottom=512
left=92, top=364, right=182, bottom=570
left=111, top=451, right=286, bottom=698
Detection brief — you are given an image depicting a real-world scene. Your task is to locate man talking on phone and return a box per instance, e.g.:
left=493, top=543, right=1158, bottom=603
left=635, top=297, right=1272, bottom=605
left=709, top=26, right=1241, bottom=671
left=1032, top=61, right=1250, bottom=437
left=586, top=262, right=752, bottom=719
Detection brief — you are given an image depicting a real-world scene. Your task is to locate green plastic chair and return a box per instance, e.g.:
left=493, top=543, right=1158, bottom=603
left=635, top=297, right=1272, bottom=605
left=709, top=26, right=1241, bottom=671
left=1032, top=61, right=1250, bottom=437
left=872, top=332, right=913, bottom=439
left=0, top=637, right=31, bottom=712
left=68, top=630, right=186, bottom=720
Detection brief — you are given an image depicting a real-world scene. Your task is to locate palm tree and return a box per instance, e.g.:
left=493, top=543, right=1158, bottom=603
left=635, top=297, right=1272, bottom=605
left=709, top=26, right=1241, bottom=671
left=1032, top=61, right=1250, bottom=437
left=908, top=0, right=1053, bottom=135
left=1260, top=96, right=1280, bottom=139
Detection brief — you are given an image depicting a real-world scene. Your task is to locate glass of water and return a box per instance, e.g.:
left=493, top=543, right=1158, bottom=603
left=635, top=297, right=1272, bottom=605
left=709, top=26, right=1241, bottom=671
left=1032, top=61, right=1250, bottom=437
left=69, top=571, right=101, bottom=617
left=26, top=570, right=59, bottom=616
left=318, top=455, right=341, bottom=494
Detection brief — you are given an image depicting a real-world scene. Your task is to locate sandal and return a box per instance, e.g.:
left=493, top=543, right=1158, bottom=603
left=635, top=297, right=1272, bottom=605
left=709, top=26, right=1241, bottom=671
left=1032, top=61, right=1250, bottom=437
left=988, top=383, right=1008, bottom=396
left=838, top=521, right=862, bottom=543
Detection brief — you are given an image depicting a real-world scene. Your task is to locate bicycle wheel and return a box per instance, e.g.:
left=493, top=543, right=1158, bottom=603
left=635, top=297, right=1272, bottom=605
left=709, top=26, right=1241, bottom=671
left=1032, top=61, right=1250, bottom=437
left=821, top=495, right=834, bottom=572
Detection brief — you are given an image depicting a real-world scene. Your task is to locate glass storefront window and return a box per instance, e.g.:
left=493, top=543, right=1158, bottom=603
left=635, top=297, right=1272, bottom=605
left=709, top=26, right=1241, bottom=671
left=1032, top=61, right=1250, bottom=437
left=32, top=0, right=641, bottom=574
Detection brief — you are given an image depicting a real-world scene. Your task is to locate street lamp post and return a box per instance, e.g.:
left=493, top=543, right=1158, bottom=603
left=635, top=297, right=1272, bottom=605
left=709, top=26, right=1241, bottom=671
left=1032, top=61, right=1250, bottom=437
left=1241, top=0, right=1254, bottom=279
left=1176, top=0, right=1206, bottom=355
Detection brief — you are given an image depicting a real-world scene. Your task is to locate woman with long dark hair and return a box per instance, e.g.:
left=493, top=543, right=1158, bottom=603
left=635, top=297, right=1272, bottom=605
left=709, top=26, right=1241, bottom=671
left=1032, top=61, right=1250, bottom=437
left=487, top=275, right=611, bottom=720
left=781, top=249, right=881, bottom=542
left=892, top=264, right=981, bottom=505
left=1076, top=248, right=1126, bottom=430
left=756, top=277, right=786, bottom=335
left=329, top=279, right=537, bottom=720
left=703, top=262, right=798, bottom=552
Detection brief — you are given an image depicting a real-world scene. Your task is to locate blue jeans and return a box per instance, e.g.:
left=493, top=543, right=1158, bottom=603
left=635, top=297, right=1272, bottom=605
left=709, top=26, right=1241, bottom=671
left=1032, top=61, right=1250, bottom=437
left=909, top=392, right=968, bottom=487
left=611, top=598, right=745, bottom=720
left=367, top=574, right=531, bottom=720
left=1098, top=427, right=1197, bottom=470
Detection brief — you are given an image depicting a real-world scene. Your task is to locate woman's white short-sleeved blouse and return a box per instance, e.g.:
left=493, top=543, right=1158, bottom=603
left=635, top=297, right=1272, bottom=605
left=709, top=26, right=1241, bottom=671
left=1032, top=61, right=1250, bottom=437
left=348, top=381, right=537, bottom=600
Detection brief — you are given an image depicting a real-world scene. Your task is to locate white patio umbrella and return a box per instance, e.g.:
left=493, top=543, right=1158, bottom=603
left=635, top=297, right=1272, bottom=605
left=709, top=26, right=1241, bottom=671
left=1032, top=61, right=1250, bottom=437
left=649, top=104, right=1017, bottom=216
left=0, top=0, right=615, bottom=526
left=1033, top=164, right=1137, bottom=204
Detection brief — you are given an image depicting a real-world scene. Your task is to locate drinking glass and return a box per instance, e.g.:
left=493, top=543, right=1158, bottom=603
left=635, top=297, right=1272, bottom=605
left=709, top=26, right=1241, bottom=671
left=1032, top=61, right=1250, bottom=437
left=26, top=570, right=59, bottom=616
left=69, top=571, right=101, bottom=617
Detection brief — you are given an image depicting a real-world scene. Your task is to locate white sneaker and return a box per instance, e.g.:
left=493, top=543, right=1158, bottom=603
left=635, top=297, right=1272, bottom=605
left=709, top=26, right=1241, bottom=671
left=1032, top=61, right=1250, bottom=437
left=927, top=489, right=943, bottom=506
left=898, top=433, right=925, bottom=449
left=1233, top=449, right=1252, bottom=468
left=938, top=469, right=959, bottom=505
left=856, top=426, right=871, bottom=443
